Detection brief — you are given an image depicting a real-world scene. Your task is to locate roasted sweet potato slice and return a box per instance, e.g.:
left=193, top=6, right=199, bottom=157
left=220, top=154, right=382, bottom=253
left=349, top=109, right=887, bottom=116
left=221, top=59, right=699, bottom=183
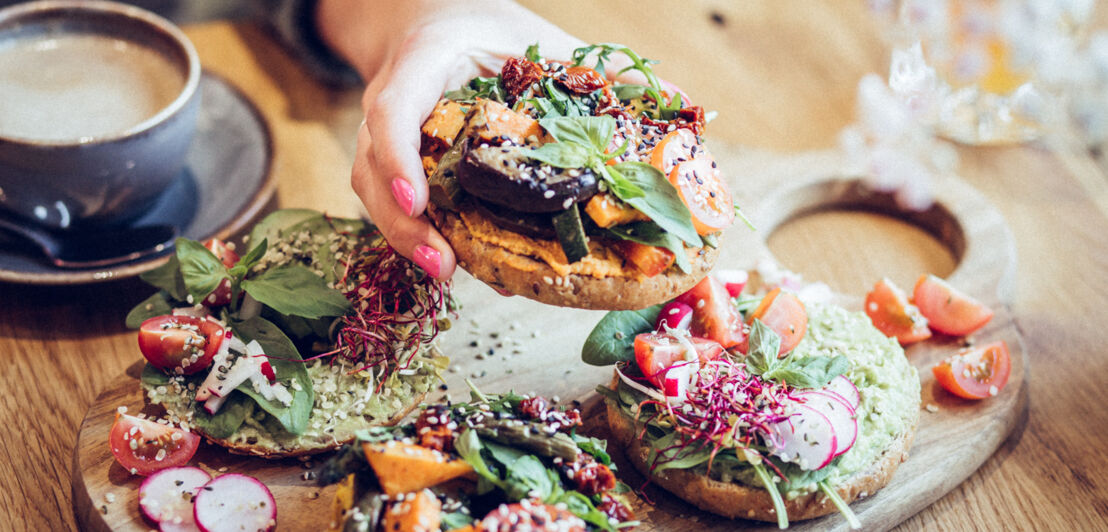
left=362, top=441, right=475, bottom=496
left=382, top=489, right=441, bottom=532
left=584, top=193, right=649, bottom=228
left=421, top=99, right=468, bottom=150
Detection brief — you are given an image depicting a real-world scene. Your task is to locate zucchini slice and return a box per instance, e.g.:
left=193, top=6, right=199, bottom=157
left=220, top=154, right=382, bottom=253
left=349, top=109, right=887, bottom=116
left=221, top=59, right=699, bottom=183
left=552, top=204, right=590, bottom=263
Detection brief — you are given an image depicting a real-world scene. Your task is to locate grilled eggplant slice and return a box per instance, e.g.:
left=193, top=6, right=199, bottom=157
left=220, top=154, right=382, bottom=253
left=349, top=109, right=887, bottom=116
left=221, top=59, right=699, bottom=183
left=457, top=144, right=599, bottom=213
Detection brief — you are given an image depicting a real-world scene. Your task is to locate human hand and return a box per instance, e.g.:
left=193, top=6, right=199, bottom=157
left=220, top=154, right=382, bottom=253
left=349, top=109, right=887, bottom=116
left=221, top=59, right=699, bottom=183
left=318, top=0, right=585, bottom=280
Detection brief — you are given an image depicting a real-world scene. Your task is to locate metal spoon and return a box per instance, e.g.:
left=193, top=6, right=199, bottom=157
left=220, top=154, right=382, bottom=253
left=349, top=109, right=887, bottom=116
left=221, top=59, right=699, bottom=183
left=0, top=215, right=177, bottom=269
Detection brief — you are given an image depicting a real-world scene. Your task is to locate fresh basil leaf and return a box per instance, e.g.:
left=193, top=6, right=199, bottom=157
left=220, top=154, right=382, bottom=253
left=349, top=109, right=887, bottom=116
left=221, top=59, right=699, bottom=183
left=230, top=237, right=268, bottom=279
left=525, top=43, right=541, bottom=62
left=538, top=115, right=615, bottom=153
left=126, top=292, right=174, bottom=329
left=176, top=238, right=229, bottom=302
left=745, top=319, right=781, bottom=376
left=247, top=209, right=320, bottom=255
left=581, top=304, right=663, bottom=365
left=600, top=165, right=646, bottom=199
left=610, top=162, right=699, bottom=246
left=606, top=222, right=692, bottom=274
left=764, top=354, right=850, bottom=389
left=190, top=392, right=252, bottom=439
left=241, top=264, right=351, bottom=319
left=527, top=142, right=592, bottom=169
left=140, top=363, right=171, bottom=386
left=612, top=83, right=648, bottom=101
left=444, top=86, right=477, bottom=102
left=140, top=254, right=186, bottom=301
left=231, top=316, right=314, bottom=435
left=571, top=433, right=611, bottom=466
left=484, top=439, right=528, bottom=469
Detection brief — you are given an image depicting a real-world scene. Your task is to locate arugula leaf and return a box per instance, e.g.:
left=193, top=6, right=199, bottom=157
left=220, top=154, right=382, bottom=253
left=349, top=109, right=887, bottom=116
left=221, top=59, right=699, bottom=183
left=190, top=392, right=252, bottom=439
left=752, top=459, right=789, bottom=529
left=126, top=291, right=174, bottom=329
left=612, top=83, right=648, bottom=101
left=456, top=429, right=502, bottom=491
left=504, top=454, right=555, bottom=501
left=571, top=43, right=680, bottom=119
left=440, top=511, right=475, bottom=530
left=241, top=264, right=351, bottom=319
left=745, top=319, right=781, bottom=376
left=231, top=316, right=314, bottom=435
left=539, top=77, right=586, bottom=117
left=176, top=238, right=229, bottom=303
left=445, top=76, right=505, bottom=103
left=557, top=491, right=617, bottom=531
left=606, top=222, right=692, bottom=273
left=525, top=43, right=541, bottom=62
left=764, top=354, right=850, bottom=389
left=571, top=433, right=612, bottom=466
left=608, top=162, right=699, bottom=246
left=140, top=254, right=187, bottom=301
left=581, top=304, right=662, bottom=366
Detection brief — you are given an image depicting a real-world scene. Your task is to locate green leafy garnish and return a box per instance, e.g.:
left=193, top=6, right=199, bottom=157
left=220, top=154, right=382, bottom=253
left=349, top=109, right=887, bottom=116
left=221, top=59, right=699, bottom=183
left=240, top=264, right=351, bottom=319
left=175, top=238, right=229, bottom=303
left=581, top=303, right=662, bottom=365
left=231, top=316, right=315, bottom=435
left=746, top=319, right=849, bottom=388
left=572, top=43, right=683, bottom=119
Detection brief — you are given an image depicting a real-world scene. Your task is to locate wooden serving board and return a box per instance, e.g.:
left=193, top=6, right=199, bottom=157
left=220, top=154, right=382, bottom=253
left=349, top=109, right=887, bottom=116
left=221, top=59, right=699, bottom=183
left=73, top=146, right=1027, bottom=531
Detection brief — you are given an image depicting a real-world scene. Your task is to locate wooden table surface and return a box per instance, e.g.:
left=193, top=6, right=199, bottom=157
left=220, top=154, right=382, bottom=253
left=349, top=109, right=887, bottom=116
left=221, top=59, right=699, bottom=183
left=2, top=1, right=1107, bottom=530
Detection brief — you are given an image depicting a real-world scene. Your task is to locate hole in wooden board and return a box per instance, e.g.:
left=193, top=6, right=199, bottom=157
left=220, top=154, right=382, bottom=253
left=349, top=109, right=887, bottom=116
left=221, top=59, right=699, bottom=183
left=767, top=209, right=957, bottom=296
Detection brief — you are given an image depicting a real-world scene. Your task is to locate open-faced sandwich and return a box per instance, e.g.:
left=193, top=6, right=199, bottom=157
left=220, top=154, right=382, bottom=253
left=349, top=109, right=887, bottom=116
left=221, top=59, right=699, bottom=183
left=125, top=209, right=453, bottom=457
left=581, top=269, right=920, bottom=528
left=420, top=43, right=741, bottom=310
left=319, top=388, right=637, bottom=531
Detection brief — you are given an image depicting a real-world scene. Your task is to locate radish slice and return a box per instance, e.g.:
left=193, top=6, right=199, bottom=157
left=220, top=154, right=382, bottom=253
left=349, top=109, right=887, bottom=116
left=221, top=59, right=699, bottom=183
left=766, top=404, right=837, bottom=470
left=655, top=301, right=694, bottom=332
left=193, top=474, right=276, bottom=532
left=138, top=467, right=211, bottom=528
left=798, top=391, right=858, bottom=457
left=661, top=361, right=697, bottom=402
left=826, top=375, right=861, bottom=410
left=713, top=269, right=749, bottom=297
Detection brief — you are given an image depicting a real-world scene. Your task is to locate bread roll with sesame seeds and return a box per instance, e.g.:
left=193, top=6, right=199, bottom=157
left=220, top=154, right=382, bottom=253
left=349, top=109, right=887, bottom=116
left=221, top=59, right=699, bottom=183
left=430, top=204, right=719, bottom=311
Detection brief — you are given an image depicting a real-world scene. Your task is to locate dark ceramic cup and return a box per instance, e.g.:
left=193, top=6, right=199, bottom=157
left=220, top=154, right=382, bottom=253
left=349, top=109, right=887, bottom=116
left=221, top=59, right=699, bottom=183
left=0, top=0, right=201, bottom=229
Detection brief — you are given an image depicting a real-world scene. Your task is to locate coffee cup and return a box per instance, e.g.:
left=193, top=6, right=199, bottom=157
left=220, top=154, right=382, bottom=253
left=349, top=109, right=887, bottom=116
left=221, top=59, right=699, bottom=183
left=0, top=0, right=201, bottom=229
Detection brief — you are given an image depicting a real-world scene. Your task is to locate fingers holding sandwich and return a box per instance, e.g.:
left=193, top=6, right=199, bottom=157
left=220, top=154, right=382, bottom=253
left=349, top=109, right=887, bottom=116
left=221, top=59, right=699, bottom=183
left=351, top=123, right=456, bottom=280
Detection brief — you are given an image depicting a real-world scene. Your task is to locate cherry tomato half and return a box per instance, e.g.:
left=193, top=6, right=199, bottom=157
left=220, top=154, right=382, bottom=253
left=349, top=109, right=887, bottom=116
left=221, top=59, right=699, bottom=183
left=203, top=238, right=239, bottom=268
left=932, top=341, right=1011, bottom=399
left=634, top=332, right=725, bottom=388
left=913, top=274, right=994, bottom=336
left=138, top=315, right=225, bottom=375
left=743, top=288, right=808, bottom=356
left=667, top=156, right=735, bottom=235
left=676, top=275, right=744, bottom=349
left=865, top=278, right=932, bottom=345
left=109, top=413, right=200, bottom=475
left=650, top=128, right=700, bottom=176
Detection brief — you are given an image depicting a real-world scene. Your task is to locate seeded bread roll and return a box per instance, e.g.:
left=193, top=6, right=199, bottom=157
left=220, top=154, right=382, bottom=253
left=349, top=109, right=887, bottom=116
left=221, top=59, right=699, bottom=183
left=603, top=377, right=918, bottom=522
left=430, top=204, right=719, bottom=311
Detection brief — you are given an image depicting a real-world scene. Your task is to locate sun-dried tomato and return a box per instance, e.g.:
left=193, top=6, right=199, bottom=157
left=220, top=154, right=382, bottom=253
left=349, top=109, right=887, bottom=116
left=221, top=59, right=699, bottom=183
left=414, top=405, right=456, bottom=452
left=518, top=397, right=583, bottom=430
left=501, top=57, right=545, bottom=101
left=570, top=459, right=616, bottom=496
left=676, top=105, right=707, bottom=135
left=518, top=396, right=549, bottom=419
left=557, top=66, right=608, bottom=95
left=597, top=493, right=635, bottom=523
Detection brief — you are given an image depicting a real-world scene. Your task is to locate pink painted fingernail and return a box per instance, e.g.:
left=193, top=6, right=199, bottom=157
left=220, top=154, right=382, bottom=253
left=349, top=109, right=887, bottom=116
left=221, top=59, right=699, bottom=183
left=391, top=178, right=415, bottom=216
left=413, top=245, right=441, bottom=278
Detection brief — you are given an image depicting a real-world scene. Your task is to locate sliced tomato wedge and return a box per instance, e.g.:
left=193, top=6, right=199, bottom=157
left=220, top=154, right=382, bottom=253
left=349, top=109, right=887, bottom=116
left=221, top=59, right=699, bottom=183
left=138, top=315, right=225, bottom=375
left=667, top=156, right=735, bottom=235
left=932, top=341, right=1011, bottom=399
left=109, top=414, right=201, bottom=475
left=742, top=288, right=808, bottom=356
left=865, top=278, right=932, bottom=345
left=913, top=274, right=994, bottom=336
left=676, top=275, right=744, bottom=348
left=611, top=239, right=674, bottom=277
left=634, top=331, right=724, bottom=388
